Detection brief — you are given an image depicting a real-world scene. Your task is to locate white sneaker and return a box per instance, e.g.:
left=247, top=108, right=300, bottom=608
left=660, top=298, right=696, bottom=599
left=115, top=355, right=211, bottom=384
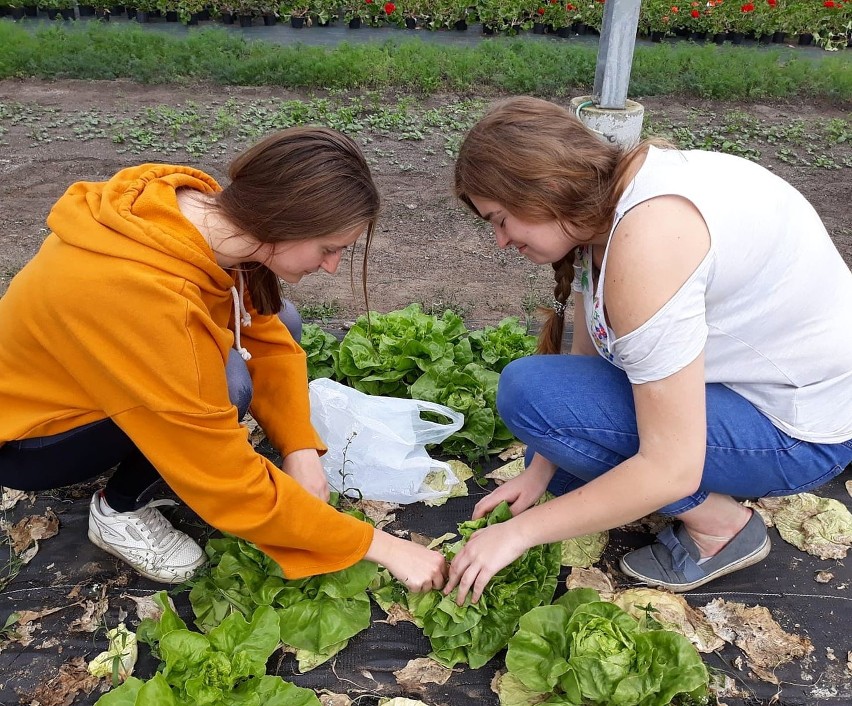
left=87, top=491, right=206, bottom=583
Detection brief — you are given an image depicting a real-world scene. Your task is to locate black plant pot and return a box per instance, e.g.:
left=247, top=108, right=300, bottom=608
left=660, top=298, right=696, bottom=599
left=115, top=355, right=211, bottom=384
left=197, top=8, right=209, bottom=19
left=348, top=16, right=360, bottom=27
left=798, top=32, right=813, bottom=45
left=78, top=4, right=95, bottom=15
left=556, top=25, right=570, bottom=37
left=238, top=13, right=252, bottom=25
left=187, top=12, right=200, bottom=24
left=25, top=5, right=38, bottom=15
left=11, top=6, right=25, bottom=18
left=712, top=31, right=725, bottom=44
left=60, top=7, right=74, bottom=18
left=454, top=18, right=466, bottom=30
left=289, top=15, right=303, bottom=26
left=97, top=9, right=110, bottom=19
left=404, top=16, right=415, bottom=28
left=572, top=21, right=586, bottom=34
left=771, top=30, right=785, bottom=43
left=650, top=30, right=663, bottom=42
left=482, top=23, right=495, bottom=34
left=689, top=31, right=705, bottom=42
left=221, top=10, right=233, bottom=23
left=729, top=31, right=743, bottom=44
left=135, top=9, right=149, bottom=21
left=532, top=21, right=545, bottom=34
left=165, top=10, right=178, bottom=20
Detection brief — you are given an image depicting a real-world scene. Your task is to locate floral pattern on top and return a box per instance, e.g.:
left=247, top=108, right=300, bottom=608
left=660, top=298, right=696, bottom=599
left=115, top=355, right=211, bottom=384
left=579, top=245, right=615, bottom=363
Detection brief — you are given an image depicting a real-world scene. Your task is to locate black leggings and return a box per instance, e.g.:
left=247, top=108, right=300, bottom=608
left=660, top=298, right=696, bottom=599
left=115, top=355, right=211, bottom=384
left=0, top=419, right=161, bottom=512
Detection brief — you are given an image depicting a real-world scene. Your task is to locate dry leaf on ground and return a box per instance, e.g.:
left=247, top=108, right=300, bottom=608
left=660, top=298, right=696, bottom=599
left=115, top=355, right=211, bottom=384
left=352, top=500, right=401, bottom=528
left=121, top=592, right=174, bottom=622
left=498, top=443, right=527, bottom=461
left=815, top=570, right=834, bottom=583
left=620, top=513, right=675, bottom=535
left=70, top=587, right=109, bottom=633
left=485, top=458, right=525, bottom=485
left=380, top=603, right=416, bottom=626
left=846, top=480, right=851, bottom=499
left=700, top=598, right=813, bottom=683
left=754, top=493, right=852, bottom=559
left=27, top=656, right=103, bottom=706
left=0, top=487, right=31, bottom=511
left=613, top=588, right=724, bottom=653
left=87, top=623, right=137, bottom=681
left=422, top=460, right=473, bottom=507
left=565, top=566, right=615, bottom=600
left=393, top=657, right=453, bottom=693
left=3, top=508, right=59, bottom=557
left=560, top=532, right=608, bottom=568
left=378, top=699, right=430, bottom=706
left=319, top=693, right=352, bottom=706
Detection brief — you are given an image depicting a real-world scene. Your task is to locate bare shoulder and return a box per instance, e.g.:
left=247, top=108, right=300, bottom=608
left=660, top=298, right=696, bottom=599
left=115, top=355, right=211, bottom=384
left=604, top=195, right=710, bottom=338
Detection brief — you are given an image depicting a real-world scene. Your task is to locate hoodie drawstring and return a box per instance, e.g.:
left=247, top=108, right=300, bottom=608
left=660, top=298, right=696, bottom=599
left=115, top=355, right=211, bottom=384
left=231, top=271, right=252, bottom=361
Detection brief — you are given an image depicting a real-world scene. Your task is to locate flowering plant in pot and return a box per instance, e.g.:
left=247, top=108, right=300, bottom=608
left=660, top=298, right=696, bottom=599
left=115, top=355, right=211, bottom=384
left=683, top=0, right=713, bottom=36
left=477, top=0, right=531, bottom=34
left=575, top=0, right=604, bottom=31
left=541, top=0, right=568, bottom=32
left=639, top=0, right=677, bottom=39
left=810, top=0, right=851, bottom=49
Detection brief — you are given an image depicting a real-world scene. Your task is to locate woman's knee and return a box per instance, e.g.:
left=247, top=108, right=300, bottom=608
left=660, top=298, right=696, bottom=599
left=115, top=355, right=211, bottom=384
left=278, top=300, right=302, bottom=343
left=226, top=348, right=253, bottom=420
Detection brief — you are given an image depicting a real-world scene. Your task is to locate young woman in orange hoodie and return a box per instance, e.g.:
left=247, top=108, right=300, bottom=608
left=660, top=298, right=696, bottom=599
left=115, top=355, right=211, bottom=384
left=0, top=127, right=447, bottom=591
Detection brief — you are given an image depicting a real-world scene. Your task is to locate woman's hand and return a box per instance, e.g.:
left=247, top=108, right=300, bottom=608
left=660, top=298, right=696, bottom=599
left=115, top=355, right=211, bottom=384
left=472, top=454, right=557, bottom=520
left=365, top=530, right=448, bottom=593
left=281, top=448, right=330, bottom=502
left=444, top=520, right=531, bottom=605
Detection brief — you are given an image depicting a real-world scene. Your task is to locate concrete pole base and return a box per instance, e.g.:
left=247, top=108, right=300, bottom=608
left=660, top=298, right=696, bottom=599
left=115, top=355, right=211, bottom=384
left=569, top=97, right=645, bottom=149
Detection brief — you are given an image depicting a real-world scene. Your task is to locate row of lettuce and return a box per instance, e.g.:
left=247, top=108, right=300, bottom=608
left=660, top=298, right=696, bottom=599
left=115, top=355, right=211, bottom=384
left=302, top=304, right=538, bottom=459
left=2, top=0, right=850, bottom=49
left=94, top=504, right=711, bottom=706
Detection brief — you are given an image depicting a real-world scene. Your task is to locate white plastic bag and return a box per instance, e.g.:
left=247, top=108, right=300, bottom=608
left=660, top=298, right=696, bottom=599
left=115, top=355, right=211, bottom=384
left=308, top=378, right=464, bottom=504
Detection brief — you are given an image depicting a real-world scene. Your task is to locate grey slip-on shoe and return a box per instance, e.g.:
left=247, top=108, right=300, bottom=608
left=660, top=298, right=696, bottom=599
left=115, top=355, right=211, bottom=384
left=619, top=510, right=771, bottom=592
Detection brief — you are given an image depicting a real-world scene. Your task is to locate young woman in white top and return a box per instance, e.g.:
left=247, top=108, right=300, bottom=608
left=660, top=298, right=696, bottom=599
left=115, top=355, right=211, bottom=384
left=444, top=96, right=852, bottom=604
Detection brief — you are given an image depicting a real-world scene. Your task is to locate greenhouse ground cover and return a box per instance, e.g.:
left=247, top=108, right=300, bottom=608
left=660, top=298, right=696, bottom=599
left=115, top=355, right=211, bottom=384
left=0, top=454, right=850, bottom=705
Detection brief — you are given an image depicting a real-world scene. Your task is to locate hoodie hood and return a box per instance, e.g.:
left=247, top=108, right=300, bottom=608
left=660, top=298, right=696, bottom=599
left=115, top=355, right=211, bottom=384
left=46, top=164, right=233, bottom=295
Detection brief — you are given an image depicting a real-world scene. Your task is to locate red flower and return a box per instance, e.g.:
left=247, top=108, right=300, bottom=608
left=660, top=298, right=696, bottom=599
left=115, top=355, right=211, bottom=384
left=383, top=1, right=395, bottom=11
left=365, top=0, right=373, bottom=4
left=740, top=2, right=754, bottom=10
left=823, top=1, right=836, bottom=6
left=691, top=8, right=700, bottom=15
left=551, top=0, right=558, bottom=4
left=767, top=0, right=776, bottom=5
left=537, top=6, right=545, bottom=13
left=670, top=5, right=679, bottom=11
left=567, top=2, right=575, bottom=7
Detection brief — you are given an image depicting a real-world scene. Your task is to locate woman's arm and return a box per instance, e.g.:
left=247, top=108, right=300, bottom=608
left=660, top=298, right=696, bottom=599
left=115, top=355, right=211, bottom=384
left=445, top=195, right=713, bottom=603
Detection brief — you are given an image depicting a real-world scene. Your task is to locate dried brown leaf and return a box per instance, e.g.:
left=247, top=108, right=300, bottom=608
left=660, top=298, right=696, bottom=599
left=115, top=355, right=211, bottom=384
left=498, top=443, right=526, bottom=461
left=565, top=566, right=615, bottom=600
left=393, top=657, right=453, bottom=693
left=755, top=494, right=852, bottom=559
left=7, top=509, right=59, bottom=554
left=319, top=693, right=352, bottom=706
left=351, top=500, right=401, bottom=529
left=0, top=487, right=31, bottom=511
left=484, top=458, right=525, bottom=485
left=814, top=570, right=834, bottom=584
left=27, top=656, right=102, bottom=706
left=70, top=588, right=109, bottom=633
left=700, top=598, right=813, bottom=681
left=121, top=592, right=173, bottom=621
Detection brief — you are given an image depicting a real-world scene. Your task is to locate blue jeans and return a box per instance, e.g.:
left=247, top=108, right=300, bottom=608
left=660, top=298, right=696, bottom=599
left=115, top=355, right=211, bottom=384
left=0, top=302, right=302, bottom=511
left=226, top=300, right=302, bottom=420
left=497, top=355, right=852, bottom=515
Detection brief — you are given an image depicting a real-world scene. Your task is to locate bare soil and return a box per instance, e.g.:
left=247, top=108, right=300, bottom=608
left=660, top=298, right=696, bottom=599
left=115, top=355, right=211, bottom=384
left=0, top=79, right=850, bottom=330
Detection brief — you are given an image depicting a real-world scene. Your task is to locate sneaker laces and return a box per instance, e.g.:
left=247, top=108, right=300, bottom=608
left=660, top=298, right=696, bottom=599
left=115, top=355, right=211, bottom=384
left=132, top=500, right=180, bottom=547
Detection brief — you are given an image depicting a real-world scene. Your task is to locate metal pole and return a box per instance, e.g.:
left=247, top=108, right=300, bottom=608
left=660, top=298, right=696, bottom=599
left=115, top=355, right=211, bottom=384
left=593, top=0, right=643, bottom=109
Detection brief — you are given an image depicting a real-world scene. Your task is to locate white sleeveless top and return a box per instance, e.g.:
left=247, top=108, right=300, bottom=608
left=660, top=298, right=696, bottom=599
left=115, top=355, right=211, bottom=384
left=578, top=146, right=852, bottom=444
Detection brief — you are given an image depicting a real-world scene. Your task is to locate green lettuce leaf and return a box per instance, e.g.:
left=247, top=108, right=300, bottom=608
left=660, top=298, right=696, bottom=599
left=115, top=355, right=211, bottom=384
left=503, top=589, right=709, bottom=706
left=406, top=502, right=560, bottom=669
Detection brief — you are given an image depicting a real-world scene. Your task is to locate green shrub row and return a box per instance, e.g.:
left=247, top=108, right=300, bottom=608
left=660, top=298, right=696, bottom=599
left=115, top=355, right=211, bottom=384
left=0, top=20, right=850, bottom=99
left=2, top=0, right=851, bottom=48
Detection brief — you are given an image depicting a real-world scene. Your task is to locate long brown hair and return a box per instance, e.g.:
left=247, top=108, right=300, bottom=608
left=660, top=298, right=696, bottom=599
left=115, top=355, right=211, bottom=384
left=454, top=96, right=659, bottom=354
left=215, top=127, right=380, bottom=315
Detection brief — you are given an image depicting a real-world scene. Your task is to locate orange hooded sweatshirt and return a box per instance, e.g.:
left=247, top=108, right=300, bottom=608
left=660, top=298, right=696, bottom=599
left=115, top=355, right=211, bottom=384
left=0, top=164, right=373, bottom=577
